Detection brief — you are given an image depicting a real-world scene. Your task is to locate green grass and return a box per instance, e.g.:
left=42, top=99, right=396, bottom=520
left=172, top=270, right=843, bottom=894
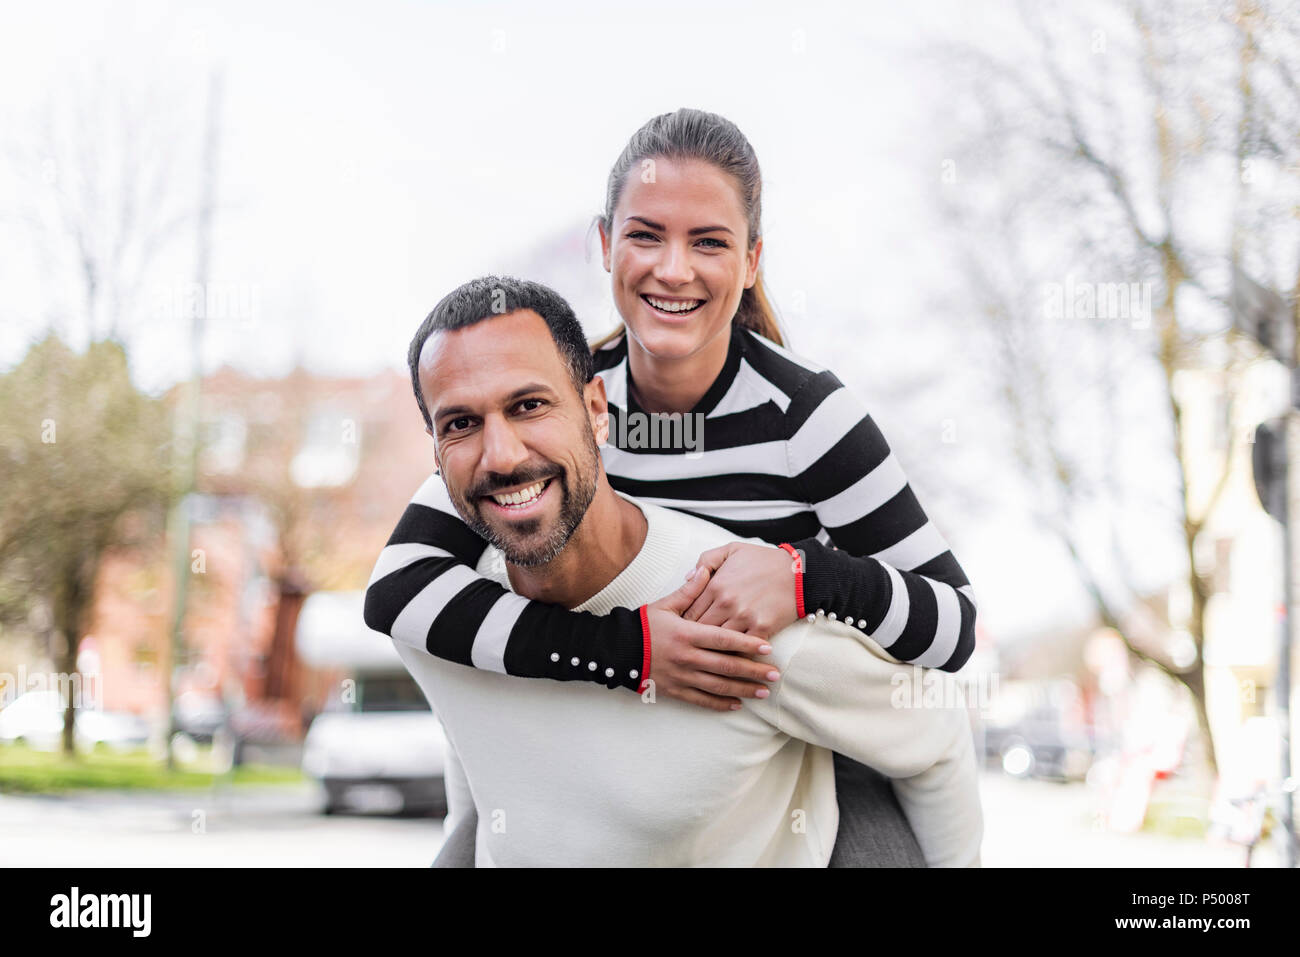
left=0, top=742, right=304, bottom=793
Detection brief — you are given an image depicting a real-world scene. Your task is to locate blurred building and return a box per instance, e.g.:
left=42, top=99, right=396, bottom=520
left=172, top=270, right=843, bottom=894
left=1174, top=351, right=1298, bottom=784
left=82, top=366, right=437, bottom=736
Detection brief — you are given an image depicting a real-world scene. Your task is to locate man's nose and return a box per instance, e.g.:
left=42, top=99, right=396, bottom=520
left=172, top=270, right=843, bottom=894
left=653, top=240, right=694, bottom=285
left=479, top=415, right=530, bottom=477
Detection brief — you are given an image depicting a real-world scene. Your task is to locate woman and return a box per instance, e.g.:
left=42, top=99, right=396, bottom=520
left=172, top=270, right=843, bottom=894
left=366, top=108, right=977, bottom=865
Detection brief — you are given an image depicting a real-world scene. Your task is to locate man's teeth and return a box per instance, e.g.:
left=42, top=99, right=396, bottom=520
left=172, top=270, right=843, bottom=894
left=491, top=480, right=547, bottom=507
left=645, top=296, right=703, bottom=313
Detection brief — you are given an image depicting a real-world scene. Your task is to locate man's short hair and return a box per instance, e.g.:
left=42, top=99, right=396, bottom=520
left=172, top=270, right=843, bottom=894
left=407, top=276, right=596, bottom=430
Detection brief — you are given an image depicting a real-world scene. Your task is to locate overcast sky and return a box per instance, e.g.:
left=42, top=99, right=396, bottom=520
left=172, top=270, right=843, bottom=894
left=1, top=0, right=1213, bottom=647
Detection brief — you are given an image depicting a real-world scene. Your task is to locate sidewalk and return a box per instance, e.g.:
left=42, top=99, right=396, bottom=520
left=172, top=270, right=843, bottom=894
left=979, top=771, right=1281, bottom=867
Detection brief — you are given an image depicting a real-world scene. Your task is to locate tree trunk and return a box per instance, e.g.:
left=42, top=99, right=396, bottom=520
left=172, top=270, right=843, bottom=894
left=1176, top=666, right=1218, bottom=776
left=54, top=548, right=97, bottom=757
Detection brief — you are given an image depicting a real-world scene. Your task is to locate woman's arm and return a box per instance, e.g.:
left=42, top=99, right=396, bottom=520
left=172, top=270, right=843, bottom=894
left=685, top=370, right=977, bottom=673
left=784, top=370, right=977, bottom=672
left=364, top=471, right=776, bottom=705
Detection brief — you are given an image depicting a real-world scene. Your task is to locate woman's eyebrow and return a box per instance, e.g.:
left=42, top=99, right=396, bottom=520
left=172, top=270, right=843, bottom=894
left=626, top=215, right=734, bottom=237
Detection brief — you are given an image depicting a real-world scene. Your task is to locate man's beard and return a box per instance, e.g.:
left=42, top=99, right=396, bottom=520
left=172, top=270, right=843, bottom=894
left=449, top=430, right=600, bottom=568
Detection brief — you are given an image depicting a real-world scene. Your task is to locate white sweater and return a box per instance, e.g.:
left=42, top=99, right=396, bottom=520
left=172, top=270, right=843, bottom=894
left=394, top=495, right=983, bottom=867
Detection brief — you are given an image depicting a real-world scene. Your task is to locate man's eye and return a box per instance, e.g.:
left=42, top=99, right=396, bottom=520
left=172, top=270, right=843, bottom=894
left=516, top=399, right=545, bottom=413
left=444, top=417, right=474, bottom=434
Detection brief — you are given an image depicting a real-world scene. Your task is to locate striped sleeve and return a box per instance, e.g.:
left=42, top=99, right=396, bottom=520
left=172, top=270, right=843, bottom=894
left=363, top=472, right=646, bottom=690
left=783, top=371, right=978, bottom=672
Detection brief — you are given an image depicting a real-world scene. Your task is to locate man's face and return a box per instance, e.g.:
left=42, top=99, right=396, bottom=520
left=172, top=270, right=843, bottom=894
left=419, top=309, right=605, bottom=567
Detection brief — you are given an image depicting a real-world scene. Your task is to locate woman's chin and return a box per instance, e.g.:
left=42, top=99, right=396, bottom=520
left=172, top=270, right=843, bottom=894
left=625, top=311, right=729, bottom=362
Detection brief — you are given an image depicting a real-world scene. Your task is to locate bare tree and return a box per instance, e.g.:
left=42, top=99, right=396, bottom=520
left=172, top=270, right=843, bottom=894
left=3, top=63, right=201, bottom=345
left=934, top=0, right=1300, bottom=775
left=0, top=66, right=205, bottom=754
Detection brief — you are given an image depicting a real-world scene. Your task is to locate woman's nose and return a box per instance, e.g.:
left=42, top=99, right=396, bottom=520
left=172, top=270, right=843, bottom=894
left=653, top=241, right=694, bottom=285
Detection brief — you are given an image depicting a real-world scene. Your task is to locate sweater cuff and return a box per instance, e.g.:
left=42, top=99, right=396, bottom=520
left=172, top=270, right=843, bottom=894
left=791, top=537, right=886, bottom=623
left=777, top=543, right=805, bottom=619
left=637, top=605, right=652, bottom=694
left=606, top=606, right=650, bottom=692
left=791, top=539, right=834, bottom=615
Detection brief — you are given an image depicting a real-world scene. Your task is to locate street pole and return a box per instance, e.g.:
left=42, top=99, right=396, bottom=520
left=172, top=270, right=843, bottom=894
left=162, top=69, right=222, bottom=772
left=1280, top=370, right=1297, bottom=868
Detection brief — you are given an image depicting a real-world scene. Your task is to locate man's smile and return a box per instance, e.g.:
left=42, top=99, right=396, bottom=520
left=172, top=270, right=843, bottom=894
left=481, top=476, right=556, bottom=517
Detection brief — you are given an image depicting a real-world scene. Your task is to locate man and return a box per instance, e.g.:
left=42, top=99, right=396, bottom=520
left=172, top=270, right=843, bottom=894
left=389, top=276, right=982, bottom=866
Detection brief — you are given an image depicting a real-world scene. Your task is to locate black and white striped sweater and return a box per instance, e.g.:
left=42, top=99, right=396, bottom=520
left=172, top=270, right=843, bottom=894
left=364, top=324, right=977, bottom=691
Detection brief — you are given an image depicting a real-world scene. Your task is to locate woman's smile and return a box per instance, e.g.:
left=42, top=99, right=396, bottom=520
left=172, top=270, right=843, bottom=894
left=639, top=292, right=708, bottom=321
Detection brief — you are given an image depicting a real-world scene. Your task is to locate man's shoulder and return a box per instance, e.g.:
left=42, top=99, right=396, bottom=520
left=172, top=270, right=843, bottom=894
left=629, top=496, right=761, bottom=553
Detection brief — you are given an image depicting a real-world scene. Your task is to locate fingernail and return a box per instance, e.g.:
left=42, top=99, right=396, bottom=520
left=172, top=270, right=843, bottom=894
left=758, top=644, right=772, bottom=655
left=686, top=566, right=698, bottom=581
left=730, top=702, right=742, bottom=710
left=766, top=670, right=781, bottom=681
left=755, top=688, right=770, bottom=698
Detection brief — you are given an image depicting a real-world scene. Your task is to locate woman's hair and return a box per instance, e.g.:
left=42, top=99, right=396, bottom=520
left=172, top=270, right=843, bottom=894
left=591, top=108, right=784, bottom=351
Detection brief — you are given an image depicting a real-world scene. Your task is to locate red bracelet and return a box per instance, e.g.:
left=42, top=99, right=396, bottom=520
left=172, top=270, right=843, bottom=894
left=777, top=543, right=805, bottom=619
left=637, top=604, right=652, bottom=694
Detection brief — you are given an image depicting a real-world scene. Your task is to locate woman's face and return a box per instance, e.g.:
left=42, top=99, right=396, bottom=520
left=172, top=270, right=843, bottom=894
left=599, top=157, right=761, bottom=363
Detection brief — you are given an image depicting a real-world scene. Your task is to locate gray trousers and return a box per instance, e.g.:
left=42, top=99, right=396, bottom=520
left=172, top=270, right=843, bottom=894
left=432, top=752, right=926, bottom=867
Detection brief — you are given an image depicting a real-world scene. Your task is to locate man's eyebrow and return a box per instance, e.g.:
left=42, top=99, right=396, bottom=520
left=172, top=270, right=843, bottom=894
left=626, top=215, right=734, bottom=237
left=433, top=383, right=557, bottom=422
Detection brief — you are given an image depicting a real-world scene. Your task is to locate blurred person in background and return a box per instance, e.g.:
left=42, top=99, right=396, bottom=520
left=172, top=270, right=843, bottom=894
left=365, top=108, right=978, bottom=866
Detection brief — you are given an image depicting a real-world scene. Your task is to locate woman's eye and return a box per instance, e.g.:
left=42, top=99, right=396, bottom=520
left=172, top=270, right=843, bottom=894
left=697, top=237, right=727, bottom=248
left=627, top=230, right=657, bottom=241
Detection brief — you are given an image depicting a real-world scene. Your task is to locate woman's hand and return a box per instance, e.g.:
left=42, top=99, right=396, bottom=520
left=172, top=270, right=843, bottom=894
left=645, top=566, right=781, bottom=712
left=682, top=542, right=799, bottom=638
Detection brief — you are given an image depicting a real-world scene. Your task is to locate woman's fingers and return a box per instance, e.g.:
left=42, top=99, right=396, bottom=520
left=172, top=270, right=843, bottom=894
left=654, top=564, right=711, bottom=616
left=683, top=620, right=771, bottom=658
left=694, top=543, right=738, bottom=574
left=695, top=598, right=738, bottom=629
left=681, top=591, right=712, bottom=623
left=669, top=688, right=743, bottom=712
left=689, top=647, right=780, bottom=686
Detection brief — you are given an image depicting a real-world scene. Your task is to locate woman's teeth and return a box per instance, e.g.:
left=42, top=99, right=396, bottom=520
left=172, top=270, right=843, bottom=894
left=491, top=480, right=548, bottom=507
left=644, top=295, right=704, bottom=314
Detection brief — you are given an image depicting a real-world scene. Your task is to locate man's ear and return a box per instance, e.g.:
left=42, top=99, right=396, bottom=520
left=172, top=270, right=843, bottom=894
left=744, top=236, right=762, bottom=288
left=597, top=218, right=612, bottom=274
left=584, top=375, right=610, bottom=446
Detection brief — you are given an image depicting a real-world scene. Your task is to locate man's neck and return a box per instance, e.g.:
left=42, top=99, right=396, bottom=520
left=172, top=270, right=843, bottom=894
left=506, top=479, right=648, bottom=609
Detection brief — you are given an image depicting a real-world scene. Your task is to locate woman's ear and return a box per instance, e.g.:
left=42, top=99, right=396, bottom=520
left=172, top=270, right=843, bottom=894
left=585, top=375, right=610, bottom=445
left=598, top=218, right=612, bottom=273
left=744, top=237, right=762, bottom=288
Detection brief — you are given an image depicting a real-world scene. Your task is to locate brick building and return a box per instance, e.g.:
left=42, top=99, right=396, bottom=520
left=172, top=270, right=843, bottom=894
left=84, top=365, right=436, bottom=735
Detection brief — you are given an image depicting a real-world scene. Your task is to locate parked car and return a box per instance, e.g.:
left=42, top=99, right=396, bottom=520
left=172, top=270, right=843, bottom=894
left=297, top=591, right=449, bottom=816
left=172, top=690, right=226, bottom=744
left=172, top=691, right=300, bottom=764
left=981, top=679, right=1094, bottom=782
left=0, top=690, right=150, bottom=752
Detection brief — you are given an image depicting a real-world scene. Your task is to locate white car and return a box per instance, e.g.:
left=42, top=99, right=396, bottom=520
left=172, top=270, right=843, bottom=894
left=0, top=690, right=150, bottom=752
left=302, top=703, right=449, bottom=815
left=297, top=591, right=449, bottom=816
